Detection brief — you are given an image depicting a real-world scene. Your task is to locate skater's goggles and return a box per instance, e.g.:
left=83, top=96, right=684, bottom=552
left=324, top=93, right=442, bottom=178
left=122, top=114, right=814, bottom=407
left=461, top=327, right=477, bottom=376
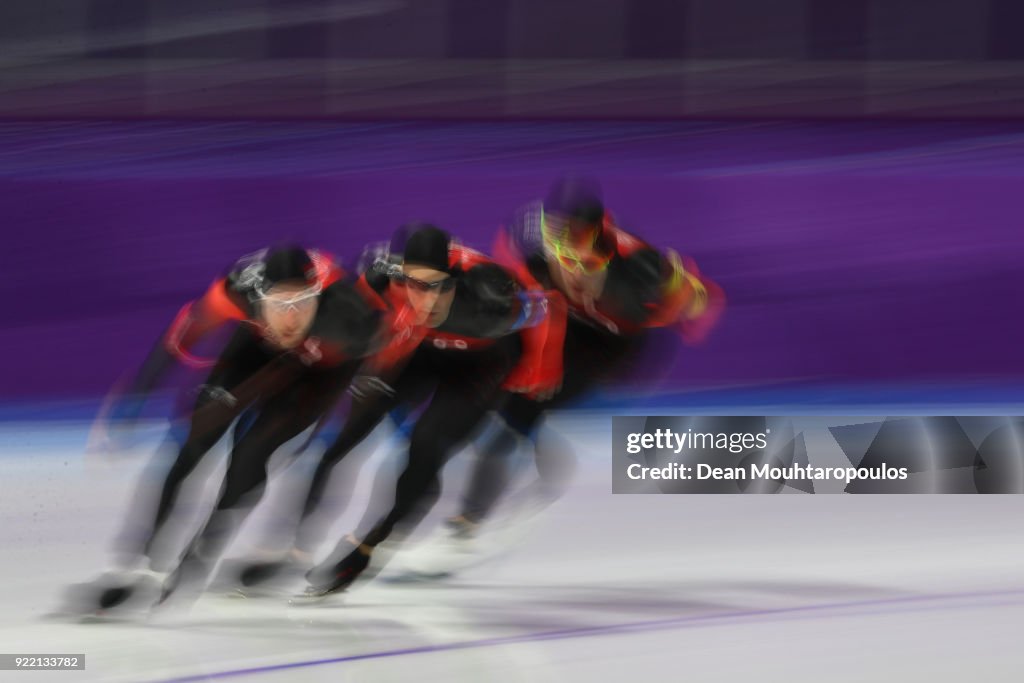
left=550, top=246, right=612, bottom=274
left=541, top=210, right=612, bottom=274
left=257, top=283, right=322, bottom=313
left=398, top=272, right=456, bottom=294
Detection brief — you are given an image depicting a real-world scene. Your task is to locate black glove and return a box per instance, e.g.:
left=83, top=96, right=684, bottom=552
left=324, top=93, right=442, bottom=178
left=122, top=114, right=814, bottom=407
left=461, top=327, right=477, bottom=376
left=348, top=375, right=396, bottom=402
left=197, top=384, right=239, bottom=408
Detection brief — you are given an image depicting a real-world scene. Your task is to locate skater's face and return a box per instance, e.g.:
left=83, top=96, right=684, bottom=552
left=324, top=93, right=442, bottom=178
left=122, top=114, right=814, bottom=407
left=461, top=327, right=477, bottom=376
left=543, top=216, right=610, bottom=304
left=552, top=260, right=607, bottom=305
left=401, top=265, right=455, bottom=327
left=543, top=212, right=610, bottom=270
left=259, top=282, right=320, bottom=348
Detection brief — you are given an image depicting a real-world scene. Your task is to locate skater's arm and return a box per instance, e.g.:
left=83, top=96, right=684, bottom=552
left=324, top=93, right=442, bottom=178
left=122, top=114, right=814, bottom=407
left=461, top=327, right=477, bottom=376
left=301, top=281, right=390, bottom=367
left=617, top=247, right=726, bottom=344
left=162, top=278, right=248, bottom=369
left=502, top=288, right=567, bottom=400
left=655, top=251, right=726, bottom=344
left=490, top=226, right=567, bottom=399
left=319, top=368, right=402, bottom=466
left=110, top=277, right=249, bottom=424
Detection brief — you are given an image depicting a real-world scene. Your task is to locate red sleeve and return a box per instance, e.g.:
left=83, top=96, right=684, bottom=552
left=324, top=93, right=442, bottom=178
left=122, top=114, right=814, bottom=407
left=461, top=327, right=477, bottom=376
left=164, top=278, right=247, bottom=368
left=490, top=229, right=568, bottom=397
left=502, top=290, right=567, bottom=398
left=655, top=253, right=726, bottom=344
left=354, top=272, right=392, bottom=311
left=362, top=304, right=427, bottom=376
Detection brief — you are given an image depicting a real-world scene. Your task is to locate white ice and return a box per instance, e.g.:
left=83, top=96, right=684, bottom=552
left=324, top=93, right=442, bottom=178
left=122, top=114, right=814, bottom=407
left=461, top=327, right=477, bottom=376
left=1, top=413, right=1023, bottom=682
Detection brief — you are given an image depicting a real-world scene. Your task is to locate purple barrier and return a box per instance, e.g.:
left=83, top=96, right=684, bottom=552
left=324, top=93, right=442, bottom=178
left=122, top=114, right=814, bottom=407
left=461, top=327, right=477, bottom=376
left=1, top=121, right=1021, bottom=400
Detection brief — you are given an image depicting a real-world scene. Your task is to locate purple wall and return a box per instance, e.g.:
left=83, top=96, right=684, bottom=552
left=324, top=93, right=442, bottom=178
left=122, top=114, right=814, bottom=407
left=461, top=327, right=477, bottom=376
left=3, top=1, right=1024, bottom=119
left=1, top=121, right=1022, bottom=400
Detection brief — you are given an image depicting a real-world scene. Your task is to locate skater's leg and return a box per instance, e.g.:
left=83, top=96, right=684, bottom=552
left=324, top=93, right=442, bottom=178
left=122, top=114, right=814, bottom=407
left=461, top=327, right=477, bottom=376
left=456, top=322, right=639, bottom=528
left=290, top=354, right=436, bottom=555
left=293, top=393, right=396, bottom=547
left=165, top=366, right=351, bottom=598
left=84, top=328, right=284, bottom=612
left=458, top=395, right=545, bottom=525
left=306, top=393, right=492, bottom=591
left=361, top=348, right=514, bottom=549
left=139, top=401, right=237, bottom=564
left=346, top=408, right=431, bottom=541
left=139, top=326, right=279, bottom=566
left=303, top=340, right=520, bottom=595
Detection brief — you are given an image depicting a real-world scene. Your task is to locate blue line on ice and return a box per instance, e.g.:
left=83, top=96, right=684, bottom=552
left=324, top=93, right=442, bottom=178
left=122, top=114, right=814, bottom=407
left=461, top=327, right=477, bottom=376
left=153, top=585, right=1024, bottom=683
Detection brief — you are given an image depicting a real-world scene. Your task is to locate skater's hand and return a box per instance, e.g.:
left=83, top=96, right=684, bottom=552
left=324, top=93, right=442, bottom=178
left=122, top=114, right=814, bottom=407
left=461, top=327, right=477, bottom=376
left=349, top=375, right=396, bottom=402
left=503, top=365, right=562, bottom=402
left=84, top=414, right=161, bottom=466
left=108, top=393, right=146, bottom=426
left=84, top=393, right=152, bottom=465
left=676, top=276, right=726, bottom=345
left=502, top=363, right=534, bottom=396
left=528, top=380, right=561, bottom=402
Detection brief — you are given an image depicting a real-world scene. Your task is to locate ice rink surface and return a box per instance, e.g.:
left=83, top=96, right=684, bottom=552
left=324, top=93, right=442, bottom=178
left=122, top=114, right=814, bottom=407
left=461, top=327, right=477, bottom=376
left=2, top=411, right=1024, bottom=682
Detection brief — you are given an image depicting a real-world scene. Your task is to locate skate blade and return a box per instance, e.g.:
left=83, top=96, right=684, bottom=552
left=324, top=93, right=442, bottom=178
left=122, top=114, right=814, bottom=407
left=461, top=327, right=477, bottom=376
left=222, top=587, right=265, bottom=600
left=287, top=589, right=348, bottom=607
left=221, top=584, right=294, bottom=600
left=57, top=579, right=158, bottom=621
left=77, top=610, right=147, bottom=624
left=41, top=607, right=140, bottom=624
left=386, top=544, right=492, bottom=581
left=381, top=568, right=455, bottom=583
left=51, top=601, right=154, bottom=624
